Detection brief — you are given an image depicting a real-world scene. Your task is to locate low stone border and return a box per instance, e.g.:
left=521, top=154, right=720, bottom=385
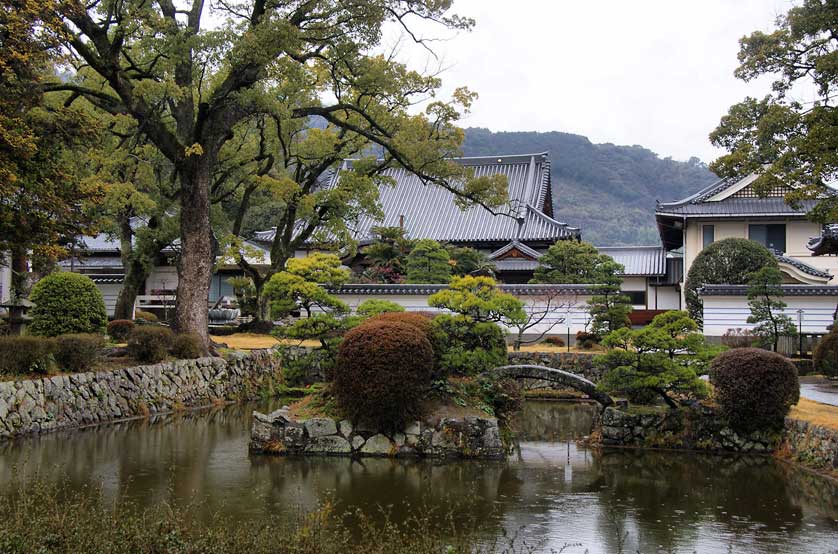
left=593, top=406, right=838, bottom=472
left=595, top=406, right=779, bottom=453
left=782, top=417, right=837, bottom=471
left=250, top=408, right=505, bottom=459
left=0, top=350, right=281, bottom=440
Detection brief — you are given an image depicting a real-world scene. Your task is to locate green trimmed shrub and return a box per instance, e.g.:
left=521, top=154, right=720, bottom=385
left=333, top=320, right=434, bottom=430
left=0, top=336, right=56, bottom=374
left=430, top=314, right=507, bottom=376
left=710, top=348, right=799, bottom=432
left=134, top=310, right=158, bottom=324
left=356, top=299, right=405, bottom=318
left=813, top=331, right=838, bottom=378
left=127, top=326, right=174, bottom=363
left=28, top=273, right=107, bottom=337
left=55, top=334, right=105, bottom=372
left=685, top=239, right=776, bottom=325
left=107, top=319, right=135, bottom=342
left=171, top=333, right=205, bottom=359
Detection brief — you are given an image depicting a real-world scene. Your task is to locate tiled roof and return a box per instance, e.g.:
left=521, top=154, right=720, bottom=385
left=699, top=284, right=838, bottom=297
left=488, top=240, right=542, bottom=260
left=775, top=253, right=832, bottom=280
left=656, top=197, right=817, bottom=217
left=253, top=153, right=579, bottom=246
left=596, top=246, right=667, bottom=276
left=808, top=224, right=838, bottom=256
left=329, top=283, right=592, bottom=296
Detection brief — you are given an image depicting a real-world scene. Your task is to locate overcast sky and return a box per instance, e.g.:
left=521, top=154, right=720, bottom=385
left=388, top=0, right=799, bottom=163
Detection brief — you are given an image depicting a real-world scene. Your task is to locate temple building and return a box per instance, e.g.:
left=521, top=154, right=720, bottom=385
left=655, top=173, right=838, bottom=336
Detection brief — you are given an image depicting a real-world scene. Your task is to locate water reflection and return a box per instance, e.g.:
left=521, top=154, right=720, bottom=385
left=0, top=400, right=836, bottom=553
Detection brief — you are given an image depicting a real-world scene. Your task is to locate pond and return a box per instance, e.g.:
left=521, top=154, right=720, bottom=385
left=0, top=400, right=836, bottom=554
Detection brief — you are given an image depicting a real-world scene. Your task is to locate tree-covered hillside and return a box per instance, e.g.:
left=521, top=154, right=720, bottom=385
left=462, top=128, right=717, bottom=245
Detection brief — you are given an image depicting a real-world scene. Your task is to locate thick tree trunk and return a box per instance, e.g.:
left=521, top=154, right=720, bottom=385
left=113, top=265, right=146, bottom=320
left=175, top=160, right=213, bottom=346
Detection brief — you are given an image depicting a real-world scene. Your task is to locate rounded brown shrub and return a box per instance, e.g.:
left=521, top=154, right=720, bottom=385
left=0, top=336, right=56, bottom=374
left=710, top=348, right=799, bottom=432
left=107, top=319, right=135, bottom=342
left=544, top=336, right=565, bottom=347
left=55, top=333, right=105, bottom=372
left=333, top=320, right=434, bottom=430
left=171, top=333, right=205, bottom=359
left=813, top=331, right=838, bottom=378
left=362, top=311, right=433, bottom=334
left=127, top=326, right=174, bottom=363
left=134, top=310, right=158, bottom=324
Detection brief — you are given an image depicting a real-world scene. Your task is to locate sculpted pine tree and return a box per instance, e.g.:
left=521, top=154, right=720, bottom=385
left=47, top=1, right=503, bottom=344
left=746, top=266, right=797, bottom=352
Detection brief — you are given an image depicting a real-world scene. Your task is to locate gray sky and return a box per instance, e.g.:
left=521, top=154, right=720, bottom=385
left=390, top=0, right=798, bottom=163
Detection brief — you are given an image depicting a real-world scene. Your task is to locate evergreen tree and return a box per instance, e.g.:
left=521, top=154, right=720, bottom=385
left=405, top=240, right=452, bottom=284
left=747, top=267, right=797, bottom=352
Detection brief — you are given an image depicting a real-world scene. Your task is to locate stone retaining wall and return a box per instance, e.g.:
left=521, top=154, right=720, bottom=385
left=596, top=406, right=780, bottom=453
left=507, top=351, right=600, bottom=387
left=250, top=408, right=505, bottom=459
left=0, top=350, right=281, bottom=440
left=595, top=406, right=838, bottom=472
left=782, top=417, right=838, bottom=471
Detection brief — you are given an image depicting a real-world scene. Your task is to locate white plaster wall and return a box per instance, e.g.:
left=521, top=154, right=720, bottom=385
left=702, top=295, right=837, bottom=337
left=334, top=292, right=597, bottom=336
left=146, top=266, right=178, bottom=293
left=98, top=283, right=123, bottom=317
left=684, top=218, right=837, bottom=281
left=649, top=286, right=681, bottom=310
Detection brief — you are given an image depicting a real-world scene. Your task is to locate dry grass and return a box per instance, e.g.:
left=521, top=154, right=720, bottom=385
left=510, top=343, right=606, bottom=354
left=218, top=333, right=280, bottom=350
left=789, top=397, right=838, bottom=431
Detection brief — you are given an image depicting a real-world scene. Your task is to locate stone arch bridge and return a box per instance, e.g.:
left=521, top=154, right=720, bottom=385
left=488, top=364, right=614, bottom=407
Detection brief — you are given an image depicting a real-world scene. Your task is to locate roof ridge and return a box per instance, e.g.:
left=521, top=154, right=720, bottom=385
left=774, top=252, right=833, bottom=279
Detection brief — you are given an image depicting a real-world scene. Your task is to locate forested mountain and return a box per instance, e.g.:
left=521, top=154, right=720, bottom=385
left=461, top=128, right=718, bottom=245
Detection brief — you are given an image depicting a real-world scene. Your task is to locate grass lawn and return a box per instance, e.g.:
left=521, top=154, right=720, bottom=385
left=789, top=397, right=838, bottom=431
left=510, top=343, right=606, bottom=354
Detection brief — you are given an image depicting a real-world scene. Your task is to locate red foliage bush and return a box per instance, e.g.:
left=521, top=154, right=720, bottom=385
left=332, top=320, right=434, bottom=430
left=813, top=331, right=838, bottom=378
left=544, top=336, right=565, bottom=347
left=710, top=348, right=799, bottom=432
left=575, top=331, right=598, bottom=349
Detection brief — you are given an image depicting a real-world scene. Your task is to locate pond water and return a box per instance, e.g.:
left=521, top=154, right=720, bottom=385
left=1, top=400, right=836, bottom=554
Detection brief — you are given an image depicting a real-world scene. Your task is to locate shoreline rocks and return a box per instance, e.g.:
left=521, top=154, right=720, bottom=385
left=250, top=408, right=505, bottom=459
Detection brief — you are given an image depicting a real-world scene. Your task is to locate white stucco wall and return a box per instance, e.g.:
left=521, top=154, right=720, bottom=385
left=684, top=218, right=838, bottom=281
left=0, top=253, right=10, bottom=305
left=334, top=292, right=599, bottom=336
left=702, top=294, right=837, bottom=337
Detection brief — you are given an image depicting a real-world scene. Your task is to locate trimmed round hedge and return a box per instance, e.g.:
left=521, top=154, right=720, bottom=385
left=127, top=326, right=174, bottom=363
left=813, top=331, right=838, bottom=378
left=710, top=348, right=799, bottom=432
left=55, top=333, right=105, bottom=372
left=333, top=320, right=434, bottom=431
left=107, top=319, right=135, bottom=342
left=29, top=273, right=108, bottom=337
left=685, top=238, right=776, bottom=325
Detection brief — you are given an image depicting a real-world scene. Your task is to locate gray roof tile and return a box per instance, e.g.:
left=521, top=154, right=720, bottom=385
left=596, top=246, right=667, bottom=276
left=253, top=153, right=579, bottom=246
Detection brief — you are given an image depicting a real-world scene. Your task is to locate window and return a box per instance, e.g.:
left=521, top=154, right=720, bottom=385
left=626, top=290, right=646, bottom=306
left=749, top=224, right=786, bottom=254
left=702, top=225, right=715, bottom=249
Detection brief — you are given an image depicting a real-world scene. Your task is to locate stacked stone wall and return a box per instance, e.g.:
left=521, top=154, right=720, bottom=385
left=0, top=350, right=281, bottom=440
